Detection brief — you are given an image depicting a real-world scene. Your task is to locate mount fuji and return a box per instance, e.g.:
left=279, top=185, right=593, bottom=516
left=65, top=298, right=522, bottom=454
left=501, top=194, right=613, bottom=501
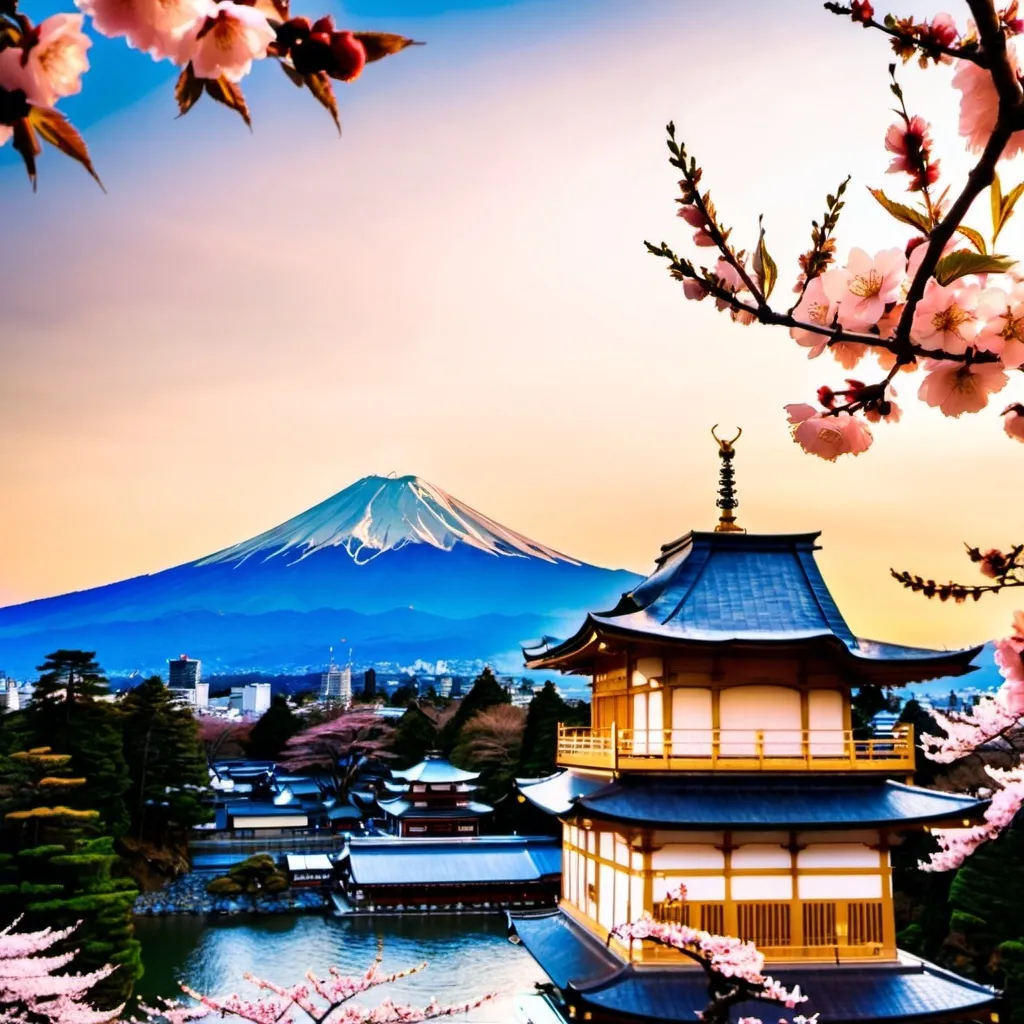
left=0, top=475, right=641, bottom=678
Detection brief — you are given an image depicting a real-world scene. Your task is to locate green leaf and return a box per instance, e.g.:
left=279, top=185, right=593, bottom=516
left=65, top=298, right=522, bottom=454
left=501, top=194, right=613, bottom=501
left=955, top=225, right=987, bottom=254
left=867, top=187, right=931, bottom=234
left=304, top=71, right=340, bottom=136
left=991, top=171, right=1003, bottom=241
left=353, top=32, right=424, bottom=63
left=175, top=63, right=203, bottom=118
left=996, top=179, right=1024, bottom=242
left=203, top=76, right=251, bottom=130
left=753, top=216, right=777, bottom=301
left=934, top=249, right=1016, bottom=285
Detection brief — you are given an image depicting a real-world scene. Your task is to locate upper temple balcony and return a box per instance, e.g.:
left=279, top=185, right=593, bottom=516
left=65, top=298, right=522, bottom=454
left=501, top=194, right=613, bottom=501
left=556, top=722, right=916, bottom=773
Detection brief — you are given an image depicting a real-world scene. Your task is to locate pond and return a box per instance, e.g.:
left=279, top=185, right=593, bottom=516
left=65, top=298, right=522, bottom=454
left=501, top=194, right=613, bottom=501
left=133, top=912, right=549, bottom=1023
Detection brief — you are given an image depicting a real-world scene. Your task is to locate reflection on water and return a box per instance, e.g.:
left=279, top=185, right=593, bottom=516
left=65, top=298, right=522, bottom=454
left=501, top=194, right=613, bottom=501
left=134, top=913, right=548, bottom=1023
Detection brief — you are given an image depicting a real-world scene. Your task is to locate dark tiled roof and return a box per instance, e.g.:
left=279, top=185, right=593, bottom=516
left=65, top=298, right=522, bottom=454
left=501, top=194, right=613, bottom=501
left=517, top=771, right=613, bottom=816
left=522, top=772, right=987, bottom=829
left=348, top=837, right=559, bottom=886
left=523, top=532, right=980, bottom=675
left=510, top=910, right=998, bottom=1024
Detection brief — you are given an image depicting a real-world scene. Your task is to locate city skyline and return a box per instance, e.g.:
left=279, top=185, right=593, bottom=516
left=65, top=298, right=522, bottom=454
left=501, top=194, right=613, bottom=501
left=3, top=0, right=1024, bottom=653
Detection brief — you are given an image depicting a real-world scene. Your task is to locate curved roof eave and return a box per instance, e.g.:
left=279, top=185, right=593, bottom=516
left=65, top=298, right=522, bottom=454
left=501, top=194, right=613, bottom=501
left=524, top=616, right=981, bottom=675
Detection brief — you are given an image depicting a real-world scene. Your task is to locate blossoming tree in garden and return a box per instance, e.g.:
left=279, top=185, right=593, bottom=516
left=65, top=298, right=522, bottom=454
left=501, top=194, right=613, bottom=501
left=0, top=917, right=121, bottom=1024
left=142, top=951, right=493, bottom=1024
left=650, top=0, right=1024, bottom=874
left=610, top=914, right=816, bottom=1024
left=0, top=0, right=420, bottom=188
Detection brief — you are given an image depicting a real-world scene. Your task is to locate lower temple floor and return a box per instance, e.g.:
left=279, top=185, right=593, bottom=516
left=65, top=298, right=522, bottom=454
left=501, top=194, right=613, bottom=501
left=508, top=907, right=999, bottom=1024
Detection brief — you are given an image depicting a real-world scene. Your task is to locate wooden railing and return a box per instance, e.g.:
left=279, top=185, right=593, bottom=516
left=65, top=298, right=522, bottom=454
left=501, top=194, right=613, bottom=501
left=556, top=723, right=915, bottom=772
left=646, top=898, right=890, bottom=962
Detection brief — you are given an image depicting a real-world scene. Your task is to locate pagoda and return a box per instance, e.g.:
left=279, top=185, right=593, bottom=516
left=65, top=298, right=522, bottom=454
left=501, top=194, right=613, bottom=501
left=377, top=752, right=492, bottom=837
left=510, top=431, right=998, bottom=1024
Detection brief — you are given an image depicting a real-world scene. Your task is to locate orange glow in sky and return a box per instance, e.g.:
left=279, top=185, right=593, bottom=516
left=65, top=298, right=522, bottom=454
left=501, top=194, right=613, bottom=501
left=1, top=0, right=1022, bottom=650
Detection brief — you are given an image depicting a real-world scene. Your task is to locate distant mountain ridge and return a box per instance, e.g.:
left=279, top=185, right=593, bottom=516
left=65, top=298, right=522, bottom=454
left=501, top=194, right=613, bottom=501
left=0, top=474, right=641, bottom=677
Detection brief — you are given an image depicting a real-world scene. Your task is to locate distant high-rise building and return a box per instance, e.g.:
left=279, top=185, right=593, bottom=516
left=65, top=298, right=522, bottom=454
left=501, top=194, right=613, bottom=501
left=363, top=668, right=377, bottom=699
left=321, top=665, right=352, bottom=706
left=3, top=679, right=19, bottom=713
left=439, top=676, right=454, bottom=698
left=168, top=655, right=201, bottom=689
left=243, top=683, right=271, bottom=715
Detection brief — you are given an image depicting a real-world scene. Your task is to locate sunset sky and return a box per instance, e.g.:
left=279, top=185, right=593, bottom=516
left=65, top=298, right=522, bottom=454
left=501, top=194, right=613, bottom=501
left=2, top=0, right=1023, bottom=652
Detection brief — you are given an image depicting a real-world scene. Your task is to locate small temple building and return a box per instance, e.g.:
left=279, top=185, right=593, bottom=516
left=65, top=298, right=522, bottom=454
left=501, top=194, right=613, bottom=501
left=377, top=753, right=493, bottom=837
left=510, top=431, right=998, bottom=1024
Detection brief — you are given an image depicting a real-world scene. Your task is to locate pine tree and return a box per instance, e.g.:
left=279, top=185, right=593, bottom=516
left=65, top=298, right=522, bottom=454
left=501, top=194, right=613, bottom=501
left=939, top=823, right=1024, bottom=1021
left=246, top=696, right=301, bottom=761
left=118, top=678, right=210, bottom=840
left=390, top=704, right=441, bottom=769
left=0, top=748, right=141, bottom=1008
left=439, top=667, right=509, bottom=754
left=518, top=681, right=572, bottom=778
left=33, top=651, right=110, bottom=709
left=20, top=652, right=130, bottom=836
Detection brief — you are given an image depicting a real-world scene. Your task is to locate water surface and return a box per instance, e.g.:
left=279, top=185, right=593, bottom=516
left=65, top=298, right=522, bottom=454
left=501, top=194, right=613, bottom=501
left=134, top=912, right=548, bottom=1023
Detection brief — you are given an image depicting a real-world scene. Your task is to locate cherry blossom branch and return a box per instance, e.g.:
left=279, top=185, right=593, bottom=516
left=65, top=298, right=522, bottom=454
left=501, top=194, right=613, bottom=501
left=650, top=0, right=1024, bottom=461
left=611, top=917, right=816, bottom=1024
left=893, top=541, right=1024, bottom=600
left=0, top=0, right=421, bottom=188
left=824, top=0, right=986, bottom=65
left=141, top=950, right=492, bottom=1024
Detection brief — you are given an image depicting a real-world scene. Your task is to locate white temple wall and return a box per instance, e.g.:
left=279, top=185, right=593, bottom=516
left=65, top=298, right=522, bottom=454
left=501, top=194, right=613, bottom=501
left=719, top=685, right=802, bottom=755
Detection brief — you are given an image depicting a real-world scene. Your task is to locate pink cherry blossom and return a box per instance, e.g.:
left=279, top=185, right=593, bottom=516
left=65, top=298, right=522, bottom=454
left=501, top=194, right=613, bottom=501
left=188, top=2, right=275, bottom=82
left=822, top=247, right=906, bottom=329
left=0, top=14, right=92, bottom=109
left=677, top=204, right=714, bottom=247
left=906, top=236, right=958, bottom=288
left=683, top=278, right=708, bottom=301
left=790, top=277, right=835, bottom=356
left=75, top=0, right=213, bottom=63
left=917, top=358, right=1008, bottom=416
left=976, top=285, right=1024, bottom=367
left=1004, top=403, right=1024, bottom=442
left=952, top=37, right=1024, bottom=158
left=785, top=404, right=873, bottom=460
left=910, top=278, right=981, bottom=354
left=0, top=918, right=121, bottom=1024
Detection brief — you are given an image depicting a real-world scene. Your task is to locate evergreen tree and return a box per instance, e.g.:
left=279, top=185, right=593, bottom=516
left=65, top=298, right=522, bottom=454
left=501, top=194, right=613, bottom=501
left=439, top=667, right=509, bottom=754
left=0, top=748, right=141, bottom=1008
left=518, top=681, right=572, bottom=778
left=389, top=683, right=417, bottom=708
left=390, top=704, right=440, bottom=769
left=246, top=695, right=302, bottom=761
left=20, top=652, right=130, bottom=836
left=118, top=678, right=210, bottom=840
left=939, top=824, right=1024, bottom=1021
left=33, top=651, right=109, bottom=711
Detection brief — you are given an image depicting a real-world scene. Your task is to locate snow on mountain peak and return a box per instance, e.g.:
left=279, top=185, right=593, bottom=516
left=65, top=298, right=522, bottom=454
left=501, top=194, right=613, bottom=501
left=197, top=474, right=581, bottom=568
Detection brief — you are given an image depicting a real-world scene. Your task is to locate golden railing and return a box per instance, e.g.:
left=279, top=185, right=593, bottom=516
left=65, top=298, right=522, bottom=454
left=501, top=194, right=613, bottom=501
left=645, top=898, right=890, bottom=962
left=556, top=723, right=915, bottom=772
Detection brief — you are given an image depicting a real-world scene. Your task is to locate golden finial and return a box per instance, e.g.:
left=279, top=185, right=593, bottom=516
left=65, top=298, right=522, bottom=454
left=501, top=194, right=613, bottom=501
left=711, top=425, right=745, bottom=533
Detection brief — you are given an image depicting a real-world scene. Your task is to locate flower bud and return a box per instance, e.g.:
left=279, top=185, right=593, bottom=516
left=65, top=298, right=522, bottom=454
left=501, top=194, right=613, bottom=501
left=328, top=30, right=366, bottom=82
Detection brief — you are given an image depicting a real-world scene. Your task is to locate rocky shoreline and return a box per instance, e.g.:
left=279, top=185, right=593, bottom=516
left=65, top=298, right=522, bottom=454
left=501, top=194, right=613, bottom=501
left=133, top=872, right=329, bottom=916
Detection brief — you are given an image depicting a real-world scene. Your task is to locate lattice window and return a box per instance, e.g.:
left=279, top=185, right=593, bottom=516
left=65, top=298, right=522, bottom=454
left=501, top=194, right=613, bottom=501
left=736, top=902, right=791, bottom=947
left=802, top=902, right=837, bottom=946
left=848, top=901, right=884, bottom=945
left=652, top=901, right=725, bottom=934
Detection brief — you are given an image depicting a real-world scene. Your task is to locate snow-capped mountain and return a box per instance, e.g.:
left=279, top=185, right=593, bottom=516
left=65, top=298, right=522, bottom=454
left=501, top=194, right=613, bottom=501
left=200, top=474, right=578, bottom=567
left=0, top=475, right=640, bottom=676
